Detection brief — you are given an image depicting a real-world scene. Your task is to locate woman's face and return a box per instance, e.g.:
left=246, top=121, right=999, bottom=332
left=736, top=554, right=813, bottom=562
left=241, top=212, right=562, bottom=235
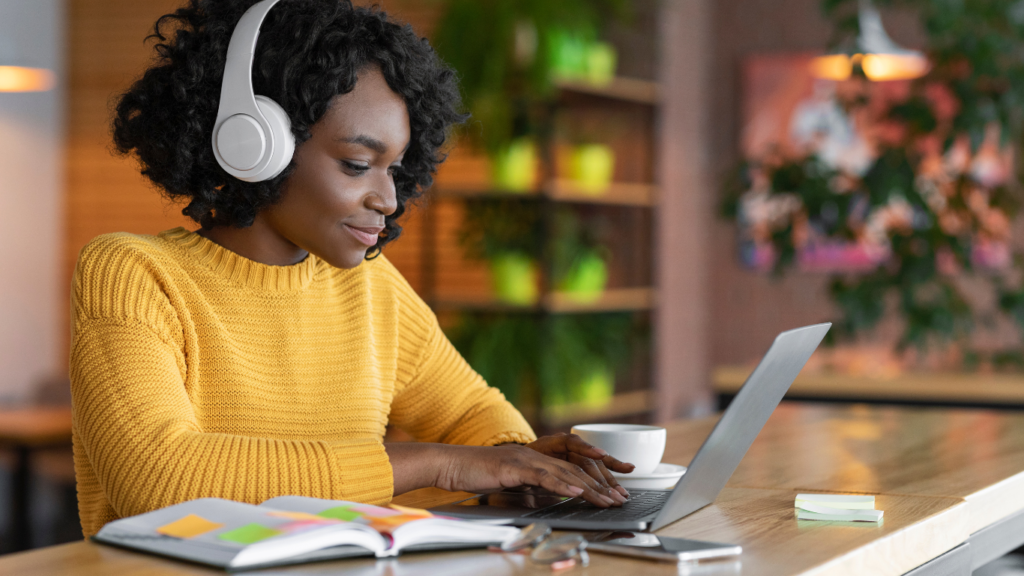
left=262, top=66, right=410, bottom=269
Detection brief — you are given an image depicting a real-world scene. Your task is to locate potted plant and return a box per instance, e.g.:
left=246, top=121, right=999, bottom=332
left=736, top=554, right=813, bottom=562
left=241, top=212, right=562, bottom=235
left=723, top=0, right=1024, bottom=363
left=433, top=0, right=628, bottom=172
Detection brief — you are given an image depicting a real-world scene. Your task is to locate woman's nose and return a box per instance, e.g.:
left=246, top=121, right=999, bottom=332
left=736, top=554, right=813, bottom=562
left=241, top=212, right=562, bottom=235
left=366, top=172, right=398, bottom=216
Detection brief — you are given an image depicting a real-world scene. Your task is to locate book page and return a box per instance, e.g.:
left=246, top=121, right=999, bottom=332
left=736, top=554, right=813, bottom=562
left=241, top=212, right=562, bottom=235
left=95, top=498, right=385, bottom=569
left=260, top=496, right=432, bottom=535
left=260, top=495, right=518, bottom=556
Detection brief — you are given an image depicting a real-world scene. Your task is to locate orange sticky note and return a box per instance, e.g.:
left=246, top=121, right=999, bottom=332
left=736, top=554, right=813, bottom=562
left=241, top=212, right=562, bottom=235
left=387, top=504, right=432, bottom=518
left=267, top=511, right=326, bottom=522
left=156, top=514, right=224, bottom=538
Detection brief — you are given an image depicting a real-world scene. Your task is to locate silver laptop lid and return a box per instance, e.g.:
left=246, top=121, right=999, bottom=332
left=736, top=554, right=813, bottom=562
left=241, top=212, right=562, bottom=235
left=650, top=323, right=830, bottom=531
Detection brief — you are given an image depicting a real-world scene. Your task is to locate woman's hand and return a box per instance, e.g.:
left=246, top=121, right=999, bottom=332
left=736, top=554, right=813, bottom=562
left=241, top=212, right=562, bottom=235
left=524, top=433, right=635, bottom=500
left=434, top=443, right=628, bottom=507
left=385, top=442, right=625, bottom=508
left=385, top=438, right=635, bottom=507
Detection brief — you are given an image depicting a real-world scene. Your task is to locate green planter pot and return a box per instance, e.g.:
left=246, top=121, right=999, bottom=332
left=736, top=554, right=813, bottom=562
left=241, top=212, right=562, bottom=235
left=559, top=252, right=608, bottom=303
left=549, top=32, right=618, bottom=85
left=490, top=252, right=539, bottom=305
left=543, top=362, right=615, bottom=410
left=575, top=364, right=614, bottom=407
left=549, top=30, right=590, bottom=80
left=491, top=138, right=537, bottom=192
left=585, top=42, right=617, bottom=86
left=570, top=144, right=615, bottom=195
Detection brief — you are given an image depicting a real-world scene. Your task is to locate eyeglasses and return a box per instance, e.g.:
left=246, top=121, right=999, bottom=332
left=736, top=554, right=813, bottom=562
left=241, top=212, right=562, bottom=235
left=496, top=523, right=589, bottom=570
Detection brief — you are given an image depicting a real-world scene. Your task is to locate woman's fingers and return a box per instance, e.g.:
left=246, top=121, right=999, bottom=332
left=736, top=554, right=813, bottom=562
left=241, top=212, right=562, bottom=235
left=561, top=434, right=636, bottom=475
left=593, top=457, right=629, bottom=498
left=553, top=457, right=625, bottom=506
left=600, top=454, right=636, bottom=475
left=561, top=433, right=611, bottom=460
left=545, top=464, right=618, bottom=507
left=569, top=450, right=614, bottom=491
left=522, top=466, right=594, bottom=502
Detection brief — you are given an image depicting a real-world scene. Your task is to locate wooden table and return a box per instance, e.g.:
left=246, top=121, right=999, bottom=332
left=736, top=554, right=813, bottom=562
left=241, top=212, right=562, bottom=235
left=3, top=403, right=1024, bottom=575
left=0, top=407, right=74, bottom=552
left=714, top=366, right=1024, bottom=409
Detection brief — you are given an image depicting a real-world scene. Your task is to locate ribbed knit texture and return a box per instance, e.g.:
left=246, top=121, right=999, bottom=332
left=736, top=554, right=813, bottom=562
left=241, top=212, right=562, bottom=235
left=70, top=228, right=535, bottom=537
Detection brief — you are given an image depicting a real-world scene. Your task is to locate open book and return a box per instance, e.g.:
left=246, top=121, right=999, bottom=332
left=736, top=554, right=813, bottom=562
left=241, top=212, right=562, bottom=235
left=92, top=496, right=519, bottom=571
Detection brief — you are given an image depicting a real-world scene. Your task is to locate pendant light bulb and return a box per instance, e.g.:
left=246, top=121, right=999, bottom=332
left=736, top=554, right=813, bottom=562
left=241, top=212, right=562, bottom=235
left=811, top=0, right=929, bottom=82
left=0, top=66, right=55, bottom=92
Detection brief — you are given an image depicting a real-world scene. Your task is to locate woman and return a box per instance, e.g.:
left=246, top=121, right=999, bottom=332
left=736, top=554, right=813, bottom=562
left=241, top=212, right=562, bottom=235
left=70, top=0, right=632, bottom=537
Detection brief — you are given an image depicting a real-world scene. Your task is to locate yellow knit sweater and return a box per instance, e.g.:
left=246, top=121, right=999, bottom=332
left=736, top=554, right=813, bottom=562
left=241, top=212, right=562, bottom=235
left=70, top=227, right=535, bottom=537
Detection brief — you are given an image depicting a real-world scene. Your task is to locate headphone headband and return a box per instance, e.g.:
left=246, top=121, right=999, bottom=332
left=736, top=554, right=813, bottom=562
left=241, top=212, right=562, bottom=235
left=216, top=0, right=280, bottom=126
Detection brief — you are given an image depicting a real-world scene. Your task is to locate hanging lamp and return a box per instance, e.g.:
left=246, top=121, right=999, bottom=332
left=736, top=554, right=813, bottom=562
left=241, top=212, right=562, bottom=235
left=811, top=0, right=930, bottom=82
left=0, top=38, right=55, bottom=93
left=0, top=65, right=55, bottom=92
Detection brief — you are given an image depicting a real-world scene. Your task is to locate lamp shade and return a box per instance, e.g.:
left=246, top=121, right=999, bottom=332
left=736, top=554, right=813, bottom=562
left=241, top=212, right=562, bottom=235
left=0, top=65, right=55, bottom=92
left=811, top=0, right=930, bottom=82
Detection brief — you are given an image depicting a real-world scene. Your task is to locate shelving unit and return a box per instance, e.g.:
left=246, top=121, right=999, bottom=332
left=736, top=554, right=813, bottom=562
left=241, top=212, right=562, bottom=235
left=423, top=75, right=660, bottom=432
left=435, top=180, right=656, bottom=207
left=433, top=287, right=655, bottom=314
left=554, top=76, right=660, bottom=105
left=536, top=390, right=653, bottom=428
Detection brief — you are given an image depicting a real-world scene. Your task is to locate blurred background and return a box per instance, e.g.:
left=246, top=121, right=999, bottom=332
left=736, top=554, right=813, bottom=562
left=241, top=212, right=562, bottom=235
left=3, top=0, right=1024, bottom=568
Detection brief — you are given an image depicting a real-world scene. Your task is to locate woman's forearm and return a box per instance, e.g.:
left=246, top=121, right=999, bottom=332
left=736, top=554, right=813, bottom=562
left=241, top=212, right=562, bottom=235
left=385, top=442, right=449, bottom=495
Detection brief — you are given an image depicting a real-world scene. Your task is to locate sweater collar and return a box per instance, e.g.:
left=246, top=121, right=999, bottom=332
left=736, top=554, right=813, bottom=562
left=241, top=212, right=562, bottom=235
left=160, top=227, right=319, bottom=291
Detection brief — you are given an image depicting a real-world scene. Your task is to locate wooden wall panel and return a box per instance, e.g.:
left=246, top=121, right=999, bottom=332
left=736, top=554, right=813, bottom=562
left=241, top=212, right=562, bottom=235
left=65, top=0, right=192, bottom=287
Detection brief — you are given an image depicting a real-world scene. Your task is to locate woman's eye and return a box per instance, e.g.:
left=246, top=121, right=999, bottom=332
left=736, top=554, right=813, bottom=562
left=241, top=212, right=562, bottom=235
left=340, top=161, right=370, bottom=174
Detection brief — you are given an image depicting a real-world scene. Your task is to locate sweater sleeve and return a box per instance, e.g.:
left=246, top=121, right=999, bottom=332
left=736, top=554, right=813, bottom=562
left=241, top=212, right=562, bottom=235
left=70, top=239, right=393, bottom=522
left=387, top=275, right=536, bottom=447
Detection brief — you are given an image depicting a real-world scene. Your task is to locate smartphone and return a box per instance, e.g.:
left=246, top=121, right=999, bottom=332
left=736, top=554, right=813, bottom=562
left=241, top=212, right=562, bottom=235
left=586, top=531, right=741, bottom=563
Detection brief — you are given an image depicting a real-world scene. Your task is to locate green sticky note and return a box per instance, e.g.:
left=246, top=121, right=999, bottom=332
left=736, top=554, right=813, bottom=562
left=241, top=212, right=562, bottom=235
left=317, top=506, right=362, bottom=522
left=217, top=523, right=281, bottom=545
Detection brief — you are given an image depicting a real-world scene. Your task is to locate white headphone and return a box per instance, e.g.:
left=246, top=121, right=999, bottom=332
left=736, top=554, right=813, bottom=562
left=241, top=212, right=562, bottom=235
left=211, top=0, right=295, bottom=182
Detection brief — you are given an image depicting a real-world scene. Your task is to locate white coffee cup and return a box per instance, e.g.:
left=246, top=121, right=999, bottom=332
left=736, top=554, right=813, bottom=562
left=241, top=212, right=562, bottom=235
left=570, top=423, right=666, bottom=475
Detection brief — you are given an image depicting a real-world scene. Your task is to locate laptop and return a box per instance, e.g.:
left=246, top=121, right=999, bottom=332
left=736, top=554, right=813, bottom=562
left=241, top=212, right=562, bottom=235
left=430, top=323, right=831, bottom=532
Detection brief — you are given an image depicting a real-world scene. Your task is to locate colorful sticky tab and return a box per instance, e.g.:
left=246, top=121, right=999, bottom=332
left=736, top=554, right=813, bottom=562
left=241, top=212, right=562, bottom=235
left=277, top=520, right=332, bottom=534
left=156, top=514, right=224, bottom=539
left=267, top=511, right=327, bottom=521
left=317, top=506, right=363, bottom=522
left=217, top=523, right=282, bottom=545
left=388, top=504, right=432, bottom=518
left=352, top=504, right=399, bottom=517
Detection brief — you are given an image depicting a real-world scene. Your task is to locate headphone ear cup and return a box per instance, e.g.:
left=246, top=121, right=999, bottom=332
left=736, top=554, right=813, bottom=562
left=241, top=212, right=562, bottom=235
left=255, top=95, right=295, bottom=181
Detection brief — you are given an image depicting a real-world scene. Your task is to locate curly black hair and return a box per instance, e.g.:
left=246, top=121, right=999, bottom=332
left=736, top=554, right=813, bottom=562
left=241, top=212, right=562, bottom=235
left=113, top=0, right=466, bottom=257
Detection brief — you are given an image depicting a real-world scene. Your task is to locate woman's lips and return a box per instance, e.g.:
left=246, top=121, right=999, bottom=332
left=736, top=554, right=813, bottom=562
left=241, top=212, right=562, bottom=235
left=344, top=224, right=384, bottom=246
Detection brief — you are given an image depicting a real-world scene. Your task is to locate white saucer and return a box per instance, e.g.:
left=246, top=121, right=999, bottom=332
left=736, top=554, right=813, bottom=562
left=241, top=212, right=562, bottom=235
left=610, top=463, right=687, bottom=490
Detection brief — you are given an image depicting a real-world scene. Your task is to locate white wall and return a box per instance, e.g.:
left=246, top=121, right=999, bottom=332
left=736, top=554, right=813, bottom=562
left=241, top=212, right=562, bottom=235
left=0, top=0, right=66, bottom=404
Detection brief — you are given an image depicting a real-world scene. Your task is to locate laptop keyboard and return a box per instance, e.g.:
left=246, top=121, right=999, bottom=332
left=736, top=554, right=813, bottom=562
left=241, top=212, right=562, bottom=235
left=521, top=490, right=670, bottom=522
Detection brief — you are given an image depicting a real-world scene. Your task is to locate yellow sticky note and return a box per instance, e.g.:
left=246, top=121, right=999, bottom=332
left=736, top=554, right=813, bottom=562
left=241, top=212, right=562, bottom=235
left=156, top=514, right=224, bottom=538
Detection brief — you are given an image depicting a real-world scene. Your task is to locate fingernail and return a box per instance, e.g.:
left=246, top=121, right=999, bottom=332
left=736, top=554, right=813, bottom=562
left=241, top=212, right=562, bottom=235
left=568, top=486, right=584, bottom=496
left=616, top=486, right=630, bottom=498
left=600, top=494, right=616, bottom=506
left=593, top=448, right=608, bottom=456
left=609, top=491, right=626, bottom=504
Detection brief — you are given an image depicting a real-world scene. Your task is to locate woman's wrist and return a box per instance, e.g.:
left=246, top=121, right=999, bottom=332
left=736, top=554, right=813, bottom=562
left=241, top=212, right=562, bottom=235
left=385, top=442, right=456, bottom=495
left=384, top=442, right=437, bottom=495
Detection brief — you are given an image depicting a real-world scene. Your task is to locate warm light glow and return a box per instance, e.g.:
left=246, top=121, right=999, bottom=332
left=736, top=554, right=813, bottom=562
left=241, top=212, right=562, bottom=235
left=0, top=66, right=56, bottom=92
left=810, top=52, right=929, bottom=82
left=810, top=54, right=854, bottom=81
left=861, top=53, right=930, bottom=81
